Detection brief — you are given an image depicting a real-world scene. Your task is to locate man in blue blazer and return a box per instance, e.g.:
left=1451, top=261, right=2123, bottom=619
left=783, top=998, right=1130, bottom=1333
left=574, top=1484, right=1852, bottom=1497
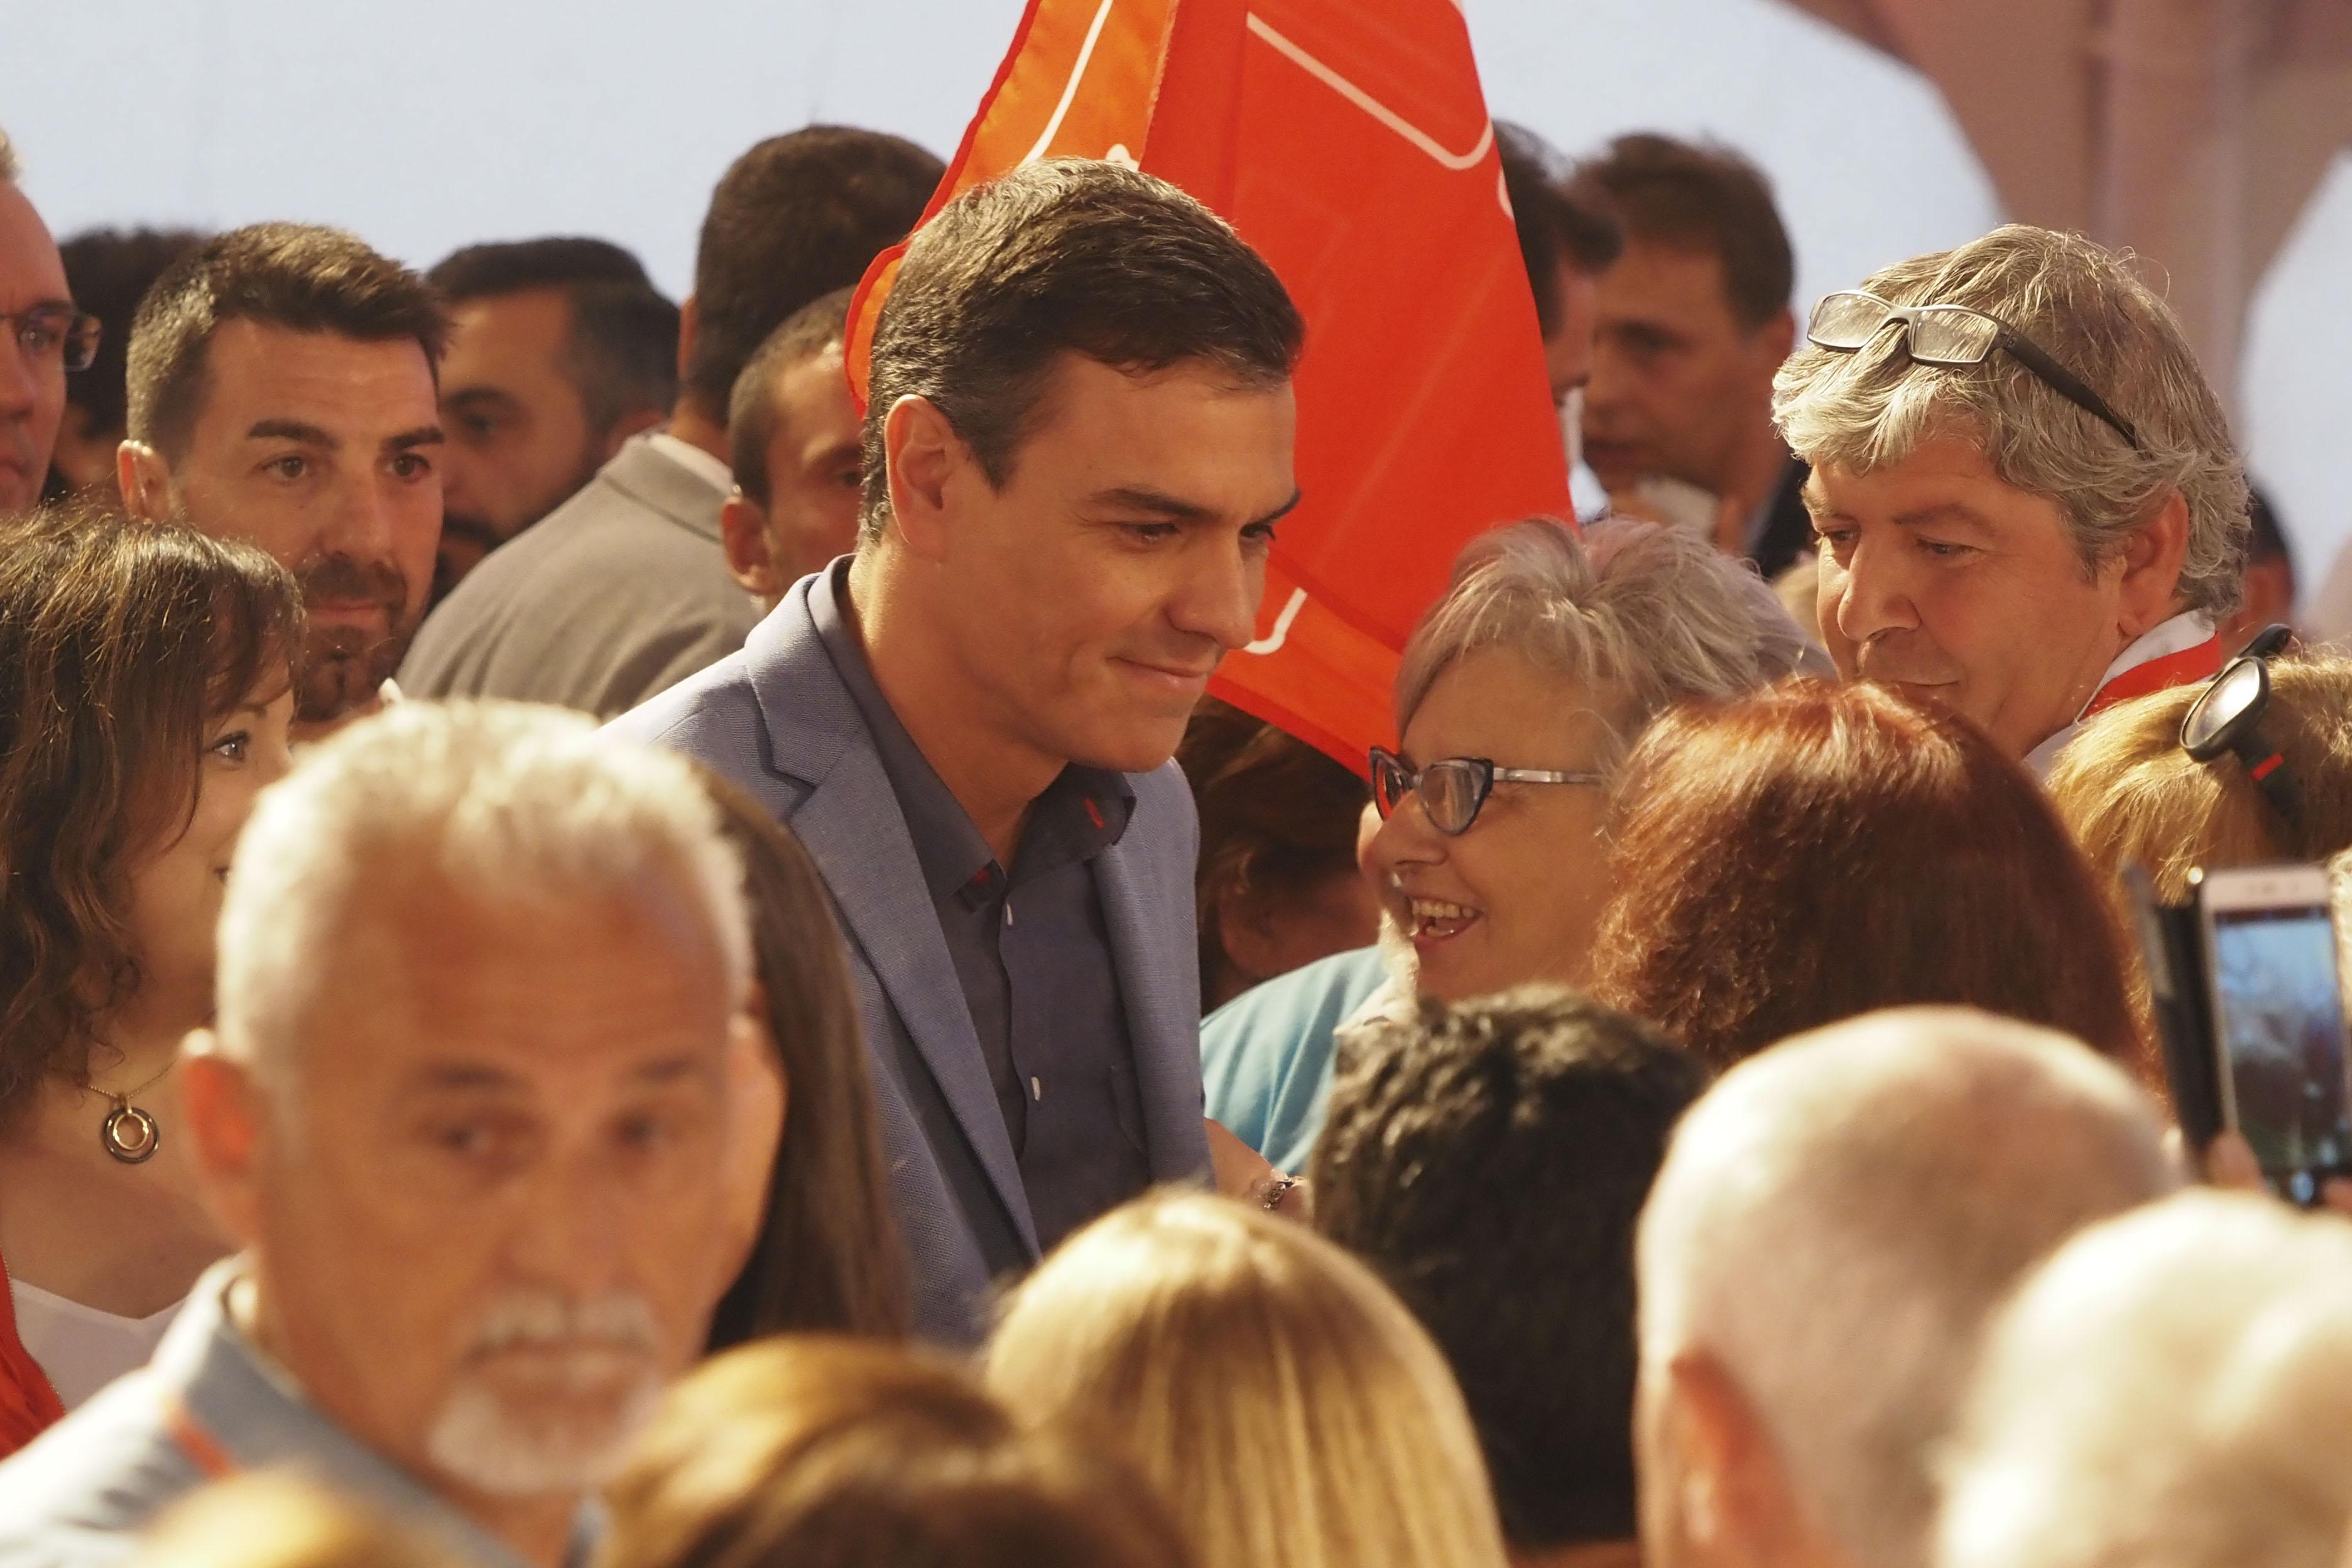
left=611, top=158, right=1305, bottom=1344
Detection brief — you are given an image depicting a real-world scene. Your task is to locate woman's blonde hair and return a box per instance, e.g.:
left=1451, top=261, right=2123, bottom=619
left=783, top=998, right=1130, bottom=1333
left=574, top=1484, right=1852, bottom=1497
left=2047, top=655, right=2352, bottom=1076
left=133, top=1473, right=444, bottom=1568
left=2049, top=655, right=2352, bottom=903
left=600, top=1336, right=1190, bottom=1568
left=984, top=1192, right=1509, bottom=1568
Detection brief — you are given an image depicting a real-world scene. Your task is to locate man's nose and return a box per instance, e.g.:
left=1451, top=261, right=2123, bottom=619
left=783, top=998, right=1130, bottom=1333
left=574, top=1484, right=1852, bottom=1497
left=1172, top=533, right=1266, bottom=653
left=504, top=1158, right=629, bottom=1296
left=324, top=472, right=403, bottom=560
left=1828, top=536, right=1920, bottom=647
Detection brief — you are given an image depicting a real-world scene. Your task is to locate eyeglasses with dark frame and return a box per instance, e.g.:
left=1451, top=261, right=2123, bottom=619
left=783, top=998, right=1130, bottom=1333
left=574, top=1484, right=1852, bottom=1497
left=2180, top=623, right=2299, bottom=836
left=1806, top=290, right=2142, bottom=452
left=1368, top=746, right=1606, bottom=838
left=3, top=305, right=101, bottom=374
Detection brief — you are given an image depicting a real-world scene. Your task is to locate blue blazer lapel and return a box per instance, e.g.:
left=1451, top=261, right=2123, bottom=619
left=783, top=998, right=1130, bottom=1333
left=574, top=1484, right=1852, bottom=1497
left=744, top=581, right=1041, bottom=1259
left=1095, top=814, right=1214, bottom=1184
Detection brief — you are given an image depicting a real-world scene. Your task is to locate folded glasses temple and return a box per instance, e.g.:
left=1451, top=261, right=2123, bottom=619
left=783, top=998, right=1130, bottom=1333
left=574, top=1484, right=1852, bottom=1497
left=1993, top=329, right=2142, bottom=451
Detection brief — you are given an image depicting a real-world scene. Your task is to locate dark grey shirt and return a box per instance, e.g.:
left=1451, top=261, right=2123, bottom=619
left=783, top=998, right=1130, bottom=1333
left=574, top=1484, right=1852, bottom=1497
left=812, top=562, right=1153, bottom=1250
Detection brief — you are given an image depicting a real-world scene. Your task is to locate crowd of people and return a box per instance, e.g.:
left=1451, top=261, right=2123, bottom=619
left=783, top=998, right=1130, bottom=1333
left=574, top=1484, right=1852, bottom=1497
left=2, top=91, right=2350, bottom=1568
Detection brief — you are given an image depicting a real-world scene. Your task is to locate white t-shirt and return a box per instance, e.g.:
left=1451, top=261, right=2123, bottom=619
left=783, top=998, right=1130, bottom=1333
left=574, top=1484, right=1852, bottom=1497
left=6, top=1277, right=180, bottom=1410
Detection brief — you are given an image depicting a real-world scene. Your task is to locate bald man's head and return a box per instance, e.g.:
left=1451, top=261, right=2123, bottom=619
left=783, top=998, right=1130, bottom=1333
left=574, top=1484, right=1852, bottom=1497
left=1635, top=1008, right=2179, bottom=1568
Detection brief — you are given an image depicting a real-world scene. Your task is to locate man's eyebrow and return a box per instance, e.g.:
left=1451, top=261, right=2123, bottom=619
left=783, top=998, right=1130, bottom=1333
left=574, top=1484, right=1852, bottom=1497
left=1800, top=482, right=1844, bottom=521
left=384, top=425, right=446, bottom=452
left=1892, top=502, right=1994, bottom=531
left=246, top=419, right=337, bottom=449
left=1255, top=489, right=1304, bottom=528
left=405, top=1062, right=528, bottom=1093
left=629, top=1055, right=710, bottom=1086
left=1087, top=485, right=1215, bottom=523
left=442, top=387, right=518, bottom=412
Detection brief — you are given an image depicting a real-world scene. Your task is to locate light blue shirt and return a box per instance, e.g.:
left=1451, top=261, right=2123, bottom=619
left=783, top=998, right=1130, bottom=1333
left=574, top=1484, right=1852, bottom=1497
left=1200, top=945, right=1392, bottom=1175
left=0, top=1262, right=594, bottom=1568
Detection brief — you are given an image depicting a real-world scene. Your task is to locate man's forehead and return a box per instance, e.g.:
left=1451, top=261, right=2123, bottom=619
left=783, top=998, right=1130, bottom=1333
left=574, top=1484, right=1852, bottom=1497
left=0, top=182, right=67, bottom=308
left=197, top=318, right=439, bottom=435
left=445, top=288, right=574, bottom=362
left=1598, top=238, right=1738, bottom=325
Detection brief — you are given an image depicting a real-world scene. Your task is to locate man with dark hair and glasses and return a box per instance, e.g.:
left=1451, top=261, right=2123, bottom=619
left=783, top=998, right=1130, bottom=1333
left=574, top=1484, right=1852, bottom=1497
left=1775, top=223, right=2252, bottom=773
left=0, top=129, right=91, bottom=513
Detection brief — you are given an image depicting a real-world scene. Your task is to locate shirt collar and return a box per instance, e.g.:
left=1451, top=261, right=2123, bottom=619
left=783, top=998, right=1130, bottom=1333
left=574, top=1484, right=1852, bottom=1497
left=645, top=431, right=735, bottom=495
left=809, top=560, right=1135, bottom=901
left=162, top=1261, right=597, bottom=1568
left=2024, top=609, right=2217, bottom=778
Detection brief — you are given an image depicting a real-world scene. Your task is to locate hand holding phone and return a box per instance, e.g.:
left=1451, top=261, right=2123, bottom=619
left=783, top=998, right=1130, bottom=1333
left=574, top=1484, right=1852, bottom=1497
left=2197, top=864, right=2352, bottom=1206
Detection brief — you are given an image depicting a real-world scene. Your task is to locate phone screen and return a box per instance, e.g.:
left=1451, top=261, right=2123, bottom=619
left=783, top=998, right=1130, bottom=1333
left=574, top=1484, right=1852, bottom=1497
left=2210, top=903, right=2352, bottom=1191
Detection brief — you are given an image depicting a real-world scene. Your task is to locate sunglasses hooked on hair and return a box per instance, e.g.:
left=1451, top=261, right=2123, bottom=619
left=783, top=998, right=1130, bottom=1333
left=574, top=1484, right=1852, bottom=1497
left=2180, top=623, right=2299, bottom=835
left=1805, top=290, right=2142, bottom=452
left=1368, top=746, right=1605, bottom=837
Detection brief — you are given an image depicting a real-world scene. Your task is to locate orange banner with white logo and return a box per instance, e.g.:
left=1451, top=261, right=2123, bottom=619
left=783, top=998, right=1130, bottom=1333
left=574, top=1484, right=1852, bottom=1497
left=847, top=0, right=1571, bottom=771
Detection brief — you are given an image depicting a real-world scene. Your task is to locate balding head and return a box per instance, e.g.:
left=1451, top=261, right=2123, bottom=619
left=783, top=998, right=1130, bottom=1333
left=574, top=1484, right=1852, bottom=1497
left=1635, top=1008, right=2178, bottom=1568
left=1942, top=1190, right=2352, bottom=1568
left=185, top=702, right=758, bottom=1515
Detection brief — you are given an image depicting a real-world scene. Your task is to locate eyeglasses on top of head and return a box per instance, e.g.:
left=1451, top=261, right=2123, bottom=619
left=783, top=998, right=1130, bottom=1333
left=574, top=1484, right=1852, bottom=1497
left=2180, top=623, right=2299, bottom=836
left=1805, top=290, right=2142, bottom=452
left=4, top=305, right=101, bottom=373
left=1368, top=746, right=1606, bottom=837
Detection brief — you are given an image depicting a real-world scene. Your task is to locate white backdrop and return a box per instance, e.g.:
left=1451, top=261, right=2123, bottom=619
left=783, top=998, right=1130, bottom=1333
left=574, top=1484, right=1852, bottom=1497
left=10, top=0, right=2347, bottom=590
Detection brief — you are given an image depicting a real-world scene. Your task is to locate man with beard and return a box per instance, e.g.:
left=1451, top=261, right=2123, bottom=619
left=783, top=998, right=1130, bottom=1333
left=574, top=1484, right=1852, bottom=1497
left=401, top=126, right=942, bottom=718
left=425, top=239, right=678, bottom=606
left=0, top=702, right=761, bottom=1568
left=118, top=224, right=446, bottom=739
left=0, top=129, right=82, bottom=513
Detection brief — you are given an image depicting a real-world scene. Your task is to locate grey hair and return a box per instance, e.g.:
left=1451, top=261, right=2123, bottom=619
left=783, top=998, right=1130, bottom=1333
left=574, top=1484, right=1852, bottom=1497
left=1395, top=518, right=1809, bottom=772
left=0, top=129, right=17, bottom=184
left=1773, top=224, right=2249, bottom=618
left=1637, top=1007, right=2177, bottom=1568
left=1938, top=1190, right=2352, bottom=1568
left=215, top=700, right=751, bottom=1080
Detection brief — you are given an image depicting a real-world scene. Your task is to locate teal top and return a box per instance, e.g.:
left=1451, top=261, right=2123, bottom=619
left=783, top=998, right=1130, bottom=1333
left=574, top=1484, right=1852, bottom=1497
left=1200, top=945, right=1391, bottom=1175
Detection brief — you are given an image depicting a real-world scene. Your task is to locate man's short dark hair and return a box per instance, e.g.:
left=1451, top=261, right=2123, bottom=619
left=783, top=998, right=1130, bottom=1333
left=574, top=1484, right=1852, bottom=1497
left=2248, top=484, right=2293, bottom=584
left=728, top=287, right=854, bottom=508
left=687, top=126, right=944, bottom=422
left=126, top=223, right=449, bottom=464
left=859, top=159, right=1303, bottom=545
left=1310, top=988, right=1711, bottom=1550
left=58, top=227, right=210, bottom=438
left=1498, top=122, right=1622, bottom=340
left=428, top=236, right=680, bottom=433
left=1569, top=132, right=1794, bottom=328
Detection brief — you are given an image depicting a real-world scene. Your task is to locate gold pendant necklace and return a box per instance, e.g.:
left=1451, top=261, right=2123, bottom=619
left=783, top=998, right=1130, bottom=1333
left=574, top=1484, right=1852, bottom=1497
left=98, top=1060, right=174, bottom=1165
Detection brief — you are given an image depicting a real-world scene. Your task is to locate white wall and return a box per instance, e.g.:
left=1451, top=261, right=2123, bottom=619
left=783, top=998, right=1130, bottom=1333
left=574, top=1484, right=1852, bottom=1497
left=11, top=0, right=2344, bottom=589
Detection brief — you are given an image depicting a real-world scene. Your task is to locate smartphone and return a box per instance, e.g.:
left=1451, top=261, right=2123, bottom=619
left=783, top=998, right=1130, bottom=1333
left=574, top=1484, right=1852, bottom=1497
left=2197, top=863, right=2352, bottom=1205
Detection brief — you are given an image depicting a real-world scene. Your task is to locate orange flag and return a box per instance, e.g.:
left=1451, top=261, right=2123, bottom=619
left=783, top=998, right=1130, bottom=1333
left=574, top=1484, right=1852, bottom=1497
left=847, top=0, right=1571, bottom=771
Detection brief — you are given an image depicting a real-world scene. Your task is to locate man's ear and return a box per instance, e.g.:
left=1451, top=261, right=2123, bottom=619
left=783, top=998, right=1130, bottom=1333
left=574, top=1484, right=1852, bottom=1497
left=1751, top=305, right=1798, bottom=378
left=1666, top=1349, right=1817, bottom=1564
left=675, top=295, right=699, bottom=389
left=117, top=440, right=173, bottom=521
left=2116, top=488, right=2194, bottom=638
left=178, top=1029, right=268, bottom=1246
left=882, top=395, right=969, bottom=563
left=721, top=491, right=785, bottom=600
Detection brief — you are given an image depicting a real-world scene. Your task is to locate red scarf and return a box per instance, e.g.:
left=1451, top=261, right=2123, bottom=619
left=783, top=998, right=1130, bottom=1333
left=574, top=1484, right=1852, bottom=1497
left=0, top=1246, right=66, bottom=1459
left=2080, top=634, right=2224, bottom=721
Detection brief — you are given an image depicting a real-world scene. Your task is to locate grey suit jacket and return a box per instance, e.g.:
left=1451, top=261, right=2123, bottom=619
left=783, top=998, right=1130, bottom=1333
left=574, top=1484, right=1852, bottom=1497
left=606, top=572, right=1212, bottom=1344
left=400, top=434, right=758, bottom=718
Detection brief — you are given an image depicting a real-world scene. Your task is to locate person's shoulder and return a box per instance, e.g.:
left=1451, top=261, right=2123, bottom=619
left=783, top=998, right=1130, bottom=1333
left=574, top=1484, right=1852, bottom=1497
left=1203, top=946, right=1390, bottom=1050
left=0, top=1375, right=201, bottom=1562
left=604, top=645, right=760, bottom=753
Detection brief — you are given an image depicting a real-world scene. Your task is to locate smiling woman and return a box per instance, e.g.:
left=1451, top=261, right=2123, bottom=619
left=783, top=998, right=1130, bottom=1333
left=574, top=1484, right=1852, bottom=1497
left=0, top=498, right=300, bottom=1457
